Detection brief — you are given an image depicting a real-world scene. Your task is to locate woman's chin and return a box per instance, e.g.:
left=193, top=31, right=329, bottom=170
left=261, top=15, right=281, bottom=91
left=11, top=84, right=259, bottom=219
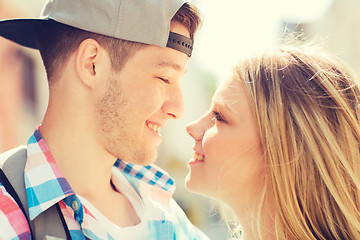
left=185, top=172, right=217, bottom=198
left=184, top=172, right=202, bottom=193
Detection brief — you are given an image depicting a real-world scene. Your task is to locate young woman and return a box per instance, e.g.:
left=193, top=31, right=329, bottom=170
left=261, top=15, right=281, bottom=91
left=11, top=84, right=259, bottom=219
left=186, top=44, right=360, bottom=239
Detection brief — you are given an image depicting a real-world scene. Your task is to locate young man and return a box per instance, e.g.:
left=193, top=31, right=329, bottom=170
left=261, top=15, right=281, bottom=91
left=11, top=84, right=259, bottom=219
left=0, top=0, right=208, bottom=239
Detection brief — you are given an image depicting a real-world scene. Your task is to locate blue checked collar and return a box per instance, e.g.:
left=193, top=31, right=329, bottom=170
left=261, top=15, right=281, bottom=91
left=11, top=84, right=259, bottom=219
left=114, top=159, right=176, bottom=194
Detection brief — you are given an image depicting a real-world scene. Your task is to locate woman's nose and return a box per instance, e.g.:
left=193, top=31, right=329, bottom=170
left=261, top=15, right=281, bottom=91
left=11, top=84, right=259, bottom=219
left=186, top=119, right=203, bottom=141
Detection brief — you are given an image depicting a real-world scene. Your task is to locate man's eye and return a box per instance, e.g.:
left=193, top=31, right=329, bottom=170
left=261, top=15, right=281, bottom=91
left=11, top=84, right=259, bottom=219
left=212, top=111, right=225, bottom=122
left=158, top=77, right=170, bottom=84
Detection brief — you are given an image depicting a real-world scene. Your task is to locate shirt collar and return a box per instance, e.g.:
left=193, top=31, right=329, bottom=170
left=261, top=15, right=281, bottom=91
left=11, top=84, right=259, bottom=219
left=25, top=127, right=75, bottom=220
left=114, top=159, right=175, bottom=194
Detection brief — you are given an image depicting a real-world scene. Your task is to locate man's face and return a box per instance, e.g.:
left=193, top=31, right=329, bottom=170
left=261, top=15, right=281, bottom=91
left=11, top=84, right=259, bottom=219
left=96, top=23, right=190, bottom=165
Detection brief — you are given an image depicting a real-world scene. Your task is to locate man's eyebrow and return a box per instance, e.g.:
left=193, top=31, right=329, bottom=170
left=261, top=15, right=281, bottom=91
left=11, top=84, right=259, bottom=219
left=157, top=61, right=183, bottom=71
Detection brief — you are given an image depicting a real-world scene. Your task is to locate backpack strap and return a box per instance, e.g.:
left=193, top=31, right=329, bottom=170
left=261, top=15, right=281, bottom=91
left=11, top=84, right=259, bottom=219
left=0, top=146, right=71, bottom=240
left=0, top=146, right=32, bottom=222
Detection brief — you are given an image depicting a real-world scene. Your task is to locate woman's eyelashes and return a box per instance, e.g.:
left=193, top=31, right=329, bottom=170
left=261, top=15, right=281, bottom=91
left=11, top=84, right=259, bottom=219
left=212, top=110, right=226, bottom=123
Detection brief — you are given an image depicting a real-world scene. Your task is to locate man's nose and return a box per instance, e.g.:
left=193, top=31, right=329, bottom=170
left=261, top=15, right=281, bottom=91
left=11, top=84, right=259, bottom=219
left=162, top=85, right=185, bottom=119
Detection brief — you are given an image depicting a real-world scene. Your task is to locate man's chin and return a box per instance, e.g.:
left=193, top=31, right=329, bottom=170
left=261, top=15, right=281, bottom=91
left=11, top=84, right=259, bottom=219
left=122, top=151, right=157, bottom=166
left=140, top=154, right=157, bottom=166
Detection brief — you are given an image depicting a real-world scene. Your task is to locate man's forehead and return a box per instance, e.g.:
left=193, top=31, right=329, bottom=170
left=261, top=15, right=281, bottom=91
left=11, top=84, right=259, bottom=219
left=130, top=42, right=187, bottom=71
left=151, top=47, right=188, bottom=72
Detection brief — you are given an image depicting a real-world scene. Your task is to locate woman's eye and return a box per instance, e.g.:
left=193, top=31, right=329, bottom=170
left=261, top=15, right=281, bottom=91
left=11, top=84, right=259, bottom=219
left=158, top=77, right=170, bottom=84
left=212, top=111, right=225, bottom=122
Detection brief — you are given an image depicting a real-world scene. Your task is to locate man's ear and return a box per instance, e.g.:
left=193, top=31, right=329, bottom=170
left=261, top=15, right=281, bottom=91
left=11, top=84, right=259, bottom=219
left=75, top=38, right=103, bottom=88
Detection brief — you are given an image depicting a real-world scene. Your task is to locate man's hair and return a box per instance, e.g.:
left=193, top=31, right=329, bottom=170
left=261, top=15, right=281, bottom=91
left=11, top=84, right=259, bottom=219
left=36, top=2, right=201, bottom=83
left=234, top=44, right=360, bottom=239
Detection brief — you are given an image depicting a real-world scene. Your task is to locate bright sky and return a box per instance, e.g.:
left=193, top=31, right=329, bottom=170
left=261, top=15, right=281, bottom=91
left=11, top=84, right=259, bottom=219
left=194, top=0, right=334, bottom=82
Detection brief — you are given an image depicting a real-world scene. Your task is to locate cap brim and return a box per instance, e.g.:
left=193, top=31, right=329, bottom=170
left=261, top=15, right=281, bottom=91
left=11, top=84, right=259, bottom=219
left=0, top=19, right=49, bottom=49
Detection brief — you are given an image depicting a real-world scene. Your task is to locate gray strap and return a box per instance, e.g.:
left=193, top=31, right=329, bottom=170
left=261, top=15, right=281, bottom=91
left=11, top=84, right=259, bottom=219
left=1, top=146, right=30, bottom=219
left=0, top=146, right=67, bottom=240
left=33, top=204, right=68, bottom=240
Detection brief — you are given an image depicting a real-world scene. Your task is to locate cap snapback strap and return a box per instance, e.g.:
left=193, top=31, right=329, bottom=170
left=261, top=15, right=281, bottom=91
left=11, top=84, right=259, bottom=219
left=166, top=32, right=193, bottom=57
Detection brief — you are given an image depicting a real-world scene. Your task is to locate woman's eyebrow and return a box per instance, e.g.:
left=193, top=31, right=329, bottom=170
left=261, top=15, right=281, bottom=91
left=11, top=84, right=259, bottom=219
left=212, top=100, right=233, bottom=113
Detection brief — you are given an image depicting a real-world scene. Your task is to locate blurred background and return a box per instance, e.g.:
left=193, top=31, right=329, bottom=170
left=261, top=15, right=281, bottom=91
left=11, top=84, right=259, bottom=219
left=0, top=0, right=359, bottom=239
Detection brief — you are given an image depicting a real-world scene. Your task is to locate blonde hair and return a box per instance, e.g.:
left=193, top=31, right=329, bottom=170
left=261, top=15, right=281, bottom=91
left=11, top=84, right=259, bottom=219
left=234, top=44, right=360, bottom=239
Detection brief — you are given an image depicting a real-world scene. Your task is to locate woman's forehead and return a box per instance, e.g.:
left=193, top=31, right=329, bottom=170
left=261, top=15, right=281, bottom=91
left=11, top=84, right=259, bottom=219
left=212, top=78, right=247, bottom=113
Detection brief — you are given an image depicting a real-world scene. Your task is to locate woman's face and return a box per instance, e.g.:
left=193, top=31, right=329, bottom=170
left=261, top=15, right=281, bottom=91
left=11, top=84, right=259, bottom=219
left=185, top=76, right=265, bottom=206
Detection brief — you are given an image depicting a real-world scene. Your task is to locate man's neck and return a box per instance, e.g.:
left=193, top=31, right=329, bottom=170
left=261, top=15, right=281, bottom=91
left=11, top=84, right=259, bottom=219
left=40, top=106, right=115, bottom=197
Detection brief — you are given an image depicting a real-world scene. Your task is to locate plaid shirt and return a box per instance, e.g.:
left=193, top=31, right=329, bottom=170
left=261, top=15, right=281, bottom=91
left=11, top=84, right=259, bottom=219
left=0, top=127, right=209, bottom=240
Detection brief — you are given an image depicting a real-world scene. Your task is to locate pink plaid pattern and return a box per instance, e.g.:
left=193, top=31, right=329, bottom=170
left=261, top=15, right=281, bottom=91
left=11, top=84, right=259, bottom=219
left=0, top=185, right=31, bottom=240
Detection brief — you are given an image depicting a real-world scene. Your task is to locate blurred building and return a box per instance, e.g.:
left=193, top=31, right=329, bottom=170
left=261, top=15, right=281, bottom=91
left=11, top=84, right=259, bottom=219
left=304, top=0, right=360, bottom=76
left=0, top=0, right=47, bottom=152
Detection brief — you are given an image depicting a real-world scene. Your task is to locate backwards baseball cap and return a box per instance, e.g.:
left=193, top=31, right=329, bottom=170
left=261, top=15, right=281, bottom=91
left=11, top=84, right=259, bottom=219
left=0, top=0, right=194, bottom=57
